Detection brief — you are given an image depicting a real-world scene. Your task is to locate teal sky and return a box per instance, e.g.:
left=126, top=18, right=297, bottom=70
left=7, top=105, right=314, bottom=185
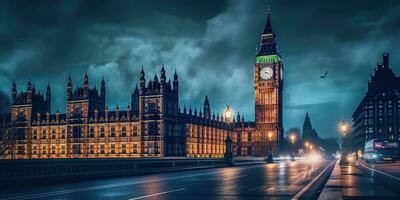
left=1, top=0, right=400, bottom=138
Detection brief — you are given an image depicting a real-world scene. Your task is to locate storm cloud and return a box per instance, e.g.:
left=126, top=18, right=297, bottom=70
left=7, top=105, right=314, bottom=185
left=1, top=0, right=400, bottom=138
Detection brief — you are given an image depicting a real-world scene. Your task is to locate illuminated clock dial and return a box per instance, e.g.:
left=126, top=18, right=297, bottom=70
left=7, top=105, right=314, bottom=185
left=260, top=67, right=273, bottom=80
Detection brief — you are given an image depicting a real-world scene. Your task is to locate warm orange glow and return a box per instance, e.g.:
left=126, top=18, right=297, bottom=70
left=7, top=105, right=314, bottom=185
left=337, top=121, right=350, bottom=136
left=268, top=132, right=273, bottom=140
left=223, top=106, right=234, bottom=123
left=289, top=134, right=296, bottom=144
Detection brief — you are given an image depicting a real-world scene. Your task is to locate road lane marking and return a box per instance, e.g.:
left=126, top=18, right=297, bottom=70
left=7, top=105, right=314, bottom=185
left=359, top=161, right=400, bottom=181
left=128, top=188, right=186, bottom=200
left=0, top=164, right=266, bottom=200
left=223, top=174, right=248, bottom=181
left=291, top=160, right=336, bottom=200
left=0, top=172, right=215, bottom=200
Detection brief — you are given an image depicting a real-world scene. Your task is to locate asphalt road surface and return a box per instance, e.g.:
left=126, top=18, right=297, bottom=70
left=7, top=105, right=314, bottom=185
left=0, top=160, right=334, bottom=200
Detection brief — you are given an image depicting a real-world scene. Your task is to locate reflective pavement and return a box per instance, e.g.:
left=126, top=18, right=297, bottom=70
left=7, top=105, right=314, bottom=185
left=319, top=161, right=400, bottom=200
left=0, top=160, right=333, bottom=200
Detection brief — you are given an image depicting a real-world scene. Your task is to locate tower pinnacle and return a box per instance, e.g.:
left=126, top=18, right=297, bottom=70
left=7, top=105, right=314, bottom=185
left=257, top=9, right=277, bottom=56
left=263, top=6, right=273, bottom=34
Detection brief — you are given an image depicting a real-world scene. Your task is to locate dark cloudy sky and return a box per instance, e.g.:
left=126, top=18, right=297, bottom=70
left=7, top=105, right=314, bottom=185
left=1, top=0, right=400, bottom=138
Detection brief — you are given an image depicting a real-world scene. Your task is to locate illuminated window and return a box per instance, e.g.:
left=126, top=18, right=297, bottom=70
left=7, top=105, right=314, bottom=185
left=111, top=144, right=115, bottom=154
left=90, top=144, right=95, bottom=154
left=100, top=126, right=105, bottom=137
left=33, top=130, right=37, bottom=140
left=133, top=144, right=138, bottom=154
left=61, top=128, right=66, bottom=139
left=121, top=126, right=127, bottom=137
left=33, top=145, right=37, bottom=154
left=51, top=145, right=56, bottom=154
left=51, top=129, right=56, bottom=139
left=121, top=143, right=126, bottom=154
left=89, top=126, right=95, bottom=138
left=41, top=130, right=46, bottom=139
left=133, top=126, right=138, bottom=136
left=100, top=144, right=105, bottom=154
left=111, top=126, right=115, bottom=137
left=61, top=145, right=66, bottom=154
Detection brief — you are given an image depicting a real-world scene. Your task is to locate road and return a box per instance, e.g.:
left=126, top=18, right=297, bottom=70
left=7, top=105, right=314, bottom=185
left=0, top=160, right=334, bottom=200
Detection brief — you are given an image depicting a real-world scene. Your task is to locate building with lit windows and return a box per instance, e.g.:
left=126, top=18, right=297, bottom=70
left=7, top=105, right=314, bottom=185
left=351, top=53, right=400, bottom=152
left=0, top=12, right=284, bottom=159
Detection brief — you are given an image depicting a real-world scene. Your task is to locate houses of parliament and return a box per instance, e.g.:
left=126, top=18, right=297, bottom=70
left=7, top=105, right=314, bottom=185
left=0, top=13, right=284, bottom=159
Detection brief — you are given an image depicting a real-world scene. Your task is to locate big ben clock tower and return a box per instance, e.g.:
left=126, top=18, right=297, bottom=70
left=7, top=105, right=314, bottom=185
left=253, top=12, right=283, bottom=156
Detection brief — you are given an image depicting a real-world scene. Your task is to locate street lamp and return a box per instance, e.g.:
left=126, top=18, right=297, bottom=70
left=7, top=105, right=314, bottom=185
left=223, top=106, right=234, bottom=165
left=223, top=106, right=234, bottom=123
left=337, top=121, right=350, bottom=164
left=304, top=142, right=310, bottom=154
left=290, top=134, right=296, bottom=144
left=289, top=134, right=296, bottom=161
left=267, top=132, right=273, bottom=163
left=339, top=121, right=349, bottom=137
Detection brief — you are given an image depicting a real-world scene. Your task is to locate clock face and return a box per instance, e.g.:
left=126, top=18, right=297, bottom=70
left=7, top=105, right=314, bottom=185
left=260, top=67, right=273, bottom=80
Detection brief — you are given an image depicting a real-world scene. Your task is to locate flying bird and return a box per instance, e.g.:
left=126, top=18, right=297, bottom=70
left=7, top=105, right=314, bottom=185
left=320, top=71, right=328, bottom=79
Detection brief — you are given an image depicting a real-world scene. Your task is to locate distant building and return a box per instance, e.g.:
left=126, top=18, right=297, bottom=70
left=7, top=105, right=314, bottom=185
left=352, top=53, right=400, bottom=152
left=302, top=113, right=339, bottom=155
left=302, top=112, right=319, bottom=143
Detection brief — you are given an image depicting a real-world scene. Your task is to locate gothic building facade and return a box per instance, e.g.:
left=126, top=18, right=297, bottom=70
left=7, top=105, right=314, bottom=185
left=0, top=12, right=284, bottom=159
left=302, top=113, right=319, bottom=144
left=352, top=53, right=400, bottom=152
left=1, top=68, right=240, bottom=159
left=253, top=12, right=284, bottom=156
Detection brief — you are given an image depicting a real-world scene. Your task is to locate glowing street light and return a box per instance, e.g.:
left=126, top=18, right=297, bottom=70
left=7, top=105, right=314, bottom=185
left=289, top=134, right=297, bottom=161
left=289, top=134, right=296, bottom=144
left=338, top=121, right=350, bottom=137
left=223, top=106, right=234, bottom=123
left=337, top=120, right=351, bottom=164
left=223, top=105, right=234, bottom=165
left=267, top=132, right=274, bottom=163
left=268, top=132, right=273, bottom=141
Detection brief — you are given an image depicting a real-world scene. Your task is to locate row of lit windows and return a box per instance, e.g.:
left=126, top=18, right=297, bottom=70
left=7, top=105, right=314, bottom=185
left=364, top=126, right=400, bottom=133
left=363, top=109, right=400, bottom=117
left=363, top=118, right=400, bottom=125
left=187, top=132, right=226, bottom=140
left=18, top=143, right=141, bottom=155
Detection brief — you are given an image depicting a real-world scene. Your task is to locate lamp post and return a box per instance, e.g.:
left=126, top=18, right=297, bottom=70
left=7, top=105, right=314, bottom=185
left=266, top=132, right=273, bottom=163
left=223, top=106, right=234, bottom=166
left=338, top=121, right=350, bottom=165
left=289, top=134, right=296, bottom=161
left=304, top=141, right=309, bottom=154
